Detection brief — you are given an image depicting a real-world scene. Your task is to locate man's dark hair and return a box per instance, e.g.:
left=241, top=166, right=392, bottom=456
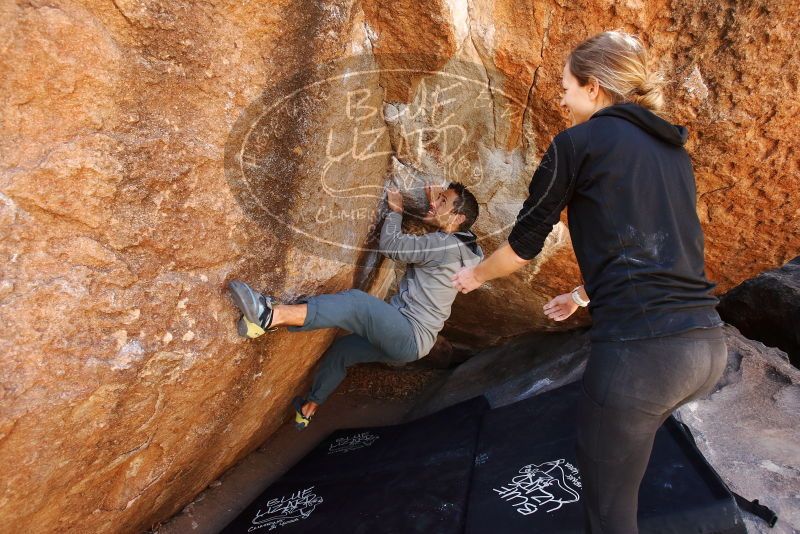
left=448, top=182, right=479, bottom=232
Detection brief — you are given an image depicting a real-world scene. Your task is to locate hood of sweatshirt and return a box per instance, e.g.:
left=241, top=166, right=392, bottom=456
left=452, top=230, right=482, bottom=258
left=592, top=103, right=688, bottom=147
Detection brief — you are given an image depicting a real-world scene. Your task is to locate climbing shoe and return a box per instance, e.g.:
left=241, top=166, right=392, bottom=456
left=292, top=396, right=313, bottom=431
left=227, top=280, right=278, bottom=338
left=237, top=315, right=269, bottom=339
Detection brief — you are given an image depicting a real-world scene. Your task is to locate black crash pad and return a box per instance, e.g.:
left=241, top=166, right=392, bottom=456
left=221, top=383, right=745, bottom=534
left=220, top=396, right=489, bottom=534
left=466, top=381, right=745, bottom=534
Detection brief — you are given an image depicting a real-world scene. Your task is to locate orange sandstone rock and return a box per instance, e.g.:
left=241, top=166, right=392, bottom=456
left=0, top=0, right=797, bottom=531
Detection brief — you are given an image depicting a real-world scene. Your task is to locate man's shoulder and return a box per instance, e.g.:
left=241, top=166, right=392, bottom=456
left=439, top=232, right=482, bottom=262
left=417, top=230, right=452, bottom=246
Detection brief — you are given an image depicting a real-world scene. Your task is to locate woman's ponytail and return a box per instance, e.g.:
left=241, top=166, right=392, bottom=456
left=629, top=71, right=665, bottom=111
left=568, top=31, right=666, bottom=113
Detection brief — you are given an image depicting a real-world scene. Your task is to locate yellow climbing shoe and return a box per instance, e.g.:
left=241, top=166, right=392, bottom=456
left=237, top=315, right=267, bottom=339
left=292, top=396, right=312, bottom=430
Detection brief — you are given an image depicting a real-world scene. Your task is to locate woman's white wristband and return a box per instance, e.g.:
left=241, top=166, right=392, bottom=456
left=571, top=287, right=589, bottom=307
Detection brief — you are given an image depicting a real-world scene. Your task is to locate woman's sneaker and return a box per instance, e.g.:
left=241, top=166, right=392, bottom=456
left=227, top=280, right=278, bottom=338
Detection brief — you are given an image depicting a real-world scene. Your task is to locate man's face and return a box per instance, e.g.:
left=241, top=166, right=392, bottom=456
left=423, top=188, right=463, bottom=231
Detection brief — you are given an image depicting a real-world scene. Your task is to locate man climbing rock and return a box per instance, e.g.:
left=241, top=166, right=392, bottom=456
left=227, top=182, right=483, bottom=429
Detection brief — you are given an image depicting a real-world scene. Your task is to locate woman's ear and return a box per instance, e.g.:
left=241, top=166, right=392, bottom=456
left=587, top=76, right=602, bottom=101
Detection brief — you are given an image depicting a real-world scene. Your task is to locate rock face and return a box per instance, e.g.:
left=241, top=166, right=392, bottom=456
left=717, top=256, right=800, bottom=368
left=1, top=2, right=394, bottom=532
left=1, top=0, right=798, bottom=531
left=676, top=327, right=800, bottom=533
left=407, top=329, right=590, bottom=418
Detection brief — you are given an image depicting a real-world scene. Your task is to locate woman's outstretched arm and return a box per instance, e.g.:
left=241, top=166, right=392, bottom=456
left=451, top=242, right=530, bottom=292
left=452, top=131, right=579, bottom=293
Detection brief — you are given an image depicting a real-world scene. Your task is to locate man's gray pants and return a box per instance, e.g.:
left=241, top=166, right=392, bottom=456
left=287, top=289, right=419, bottom=404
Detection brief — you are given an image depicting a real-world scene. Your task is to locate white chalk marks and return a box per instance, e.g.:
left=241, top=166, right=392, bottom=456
left=248, top=486, right=323, bottom=532
left=224, top=54, right=528, bottom=263
left=493, top=459, right=582, bottom=516
left=327, top=431, right=380, bottom=454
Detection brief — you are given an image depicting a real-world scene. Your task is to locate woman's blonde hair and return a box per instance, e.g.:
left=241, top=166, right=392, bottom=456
left=568, top=31, right=665, bottom=112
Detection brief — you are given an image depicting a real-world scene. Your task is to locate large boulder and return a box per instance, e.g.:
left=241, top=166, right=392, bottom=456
left=717, top=256, right=800, bottom=368
left=0, top=2, right=394, bottom=532
left=1, top=0, right=798, bottom=531
left=676, top=327, right=800, bottom=533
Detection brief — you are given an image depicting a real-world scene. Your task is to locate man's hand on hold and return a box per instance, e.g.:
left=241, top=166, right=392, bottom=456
left=387, top=186, right=403, bottom=214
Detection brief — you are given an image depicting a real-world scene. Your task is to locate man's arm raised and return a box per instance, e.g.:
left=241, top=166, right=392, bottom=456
left=379, top=187, right=444, bottom=266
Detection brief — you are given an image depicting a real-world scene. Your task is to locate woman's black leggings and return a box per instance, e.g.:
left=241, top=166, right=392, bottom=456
left=576, top=326, right=727, bottom=534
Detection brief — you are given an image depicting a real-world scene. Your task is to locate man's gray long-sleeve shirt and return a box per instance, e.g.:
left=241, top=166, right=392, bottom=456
left=379, top=211, right=484, bottom=358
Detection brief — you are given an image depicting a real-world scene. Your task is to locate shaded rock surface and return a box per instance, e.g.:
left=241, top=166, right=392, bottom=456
left=407, top=328, right=590, bottom=418
left=1, top=0, right=798, bottom=531
left=717, top=256, right=800, bottom=368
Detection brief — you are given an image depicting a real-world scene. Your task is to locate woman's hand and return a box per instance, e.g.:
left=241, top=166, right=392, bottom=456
left=452, top=265, right=484, bottom=294
left=452, top=243, right=530, bottom=294
left=543, top=293, right=579, bottom=321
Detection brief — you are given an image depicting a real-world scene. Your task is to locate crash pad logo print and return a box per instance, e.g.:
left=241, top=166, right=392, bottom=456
left=248, top=486, right=323, bottom=531
left=493, top=459, right=582, bottom=516
left=327, top=431, right=380, bottom=454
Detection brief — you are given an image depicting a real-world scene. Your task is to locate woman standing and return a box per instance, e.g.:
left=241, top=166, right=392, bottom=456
left=452, top=31, right=727, bottom=533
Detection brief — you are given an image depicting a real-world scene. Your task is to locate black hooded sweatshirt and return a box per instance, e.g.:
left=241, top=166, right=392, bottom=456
left=508, top=103, right=722, bottom=341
